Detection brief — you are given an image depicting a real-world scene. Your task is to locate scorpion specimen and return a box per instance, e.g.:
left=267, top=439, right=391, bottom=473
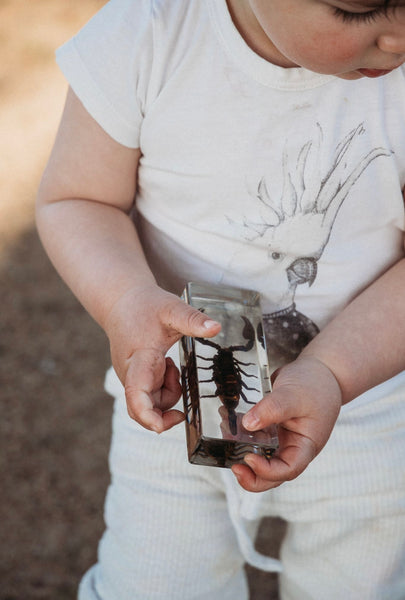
left=195, top=315, right=260, bottom=436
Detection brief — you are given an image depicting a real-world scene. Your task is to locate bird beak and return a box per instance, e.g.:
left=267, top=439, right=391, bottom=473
left=287, top=257, right=317, bottom=287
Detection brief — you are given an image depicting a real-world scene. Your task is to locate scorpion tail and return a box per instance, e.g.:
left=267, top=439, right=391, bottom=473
left=240, top=316, right=255, bottom=351
left=229, top=316, right=255, bottom=352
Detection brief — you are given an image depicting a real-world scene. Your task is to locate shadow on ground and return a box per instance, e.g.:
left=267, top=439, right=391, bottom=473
left=0, top=227, right=111, bottom=599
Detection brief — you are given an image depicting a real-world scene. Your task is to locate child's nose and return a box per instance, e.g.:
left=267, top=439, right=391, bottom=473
left=377, top=31, right=405, bottom=57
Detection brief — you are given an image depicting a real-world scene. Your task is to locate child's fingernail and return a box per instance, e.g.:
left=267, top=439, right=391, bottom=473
left=203, top=319, right=220, bottom=329
left=243, top=411, right=260, bottom=430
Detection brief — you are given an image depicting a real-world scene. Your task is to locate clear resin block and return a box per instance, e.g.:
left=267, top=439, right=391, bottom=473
left=179, top=282, right=279, bottom=468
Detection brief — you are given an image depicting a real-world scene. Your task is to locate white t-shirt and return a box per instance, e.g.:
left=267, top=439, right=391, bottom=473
left=57, top=0, right=405, bottom=404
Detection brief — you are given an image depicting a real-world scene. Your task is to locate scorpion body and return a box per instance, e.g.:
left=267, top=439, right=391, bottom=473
left=196, top=316, right=259, bottom=435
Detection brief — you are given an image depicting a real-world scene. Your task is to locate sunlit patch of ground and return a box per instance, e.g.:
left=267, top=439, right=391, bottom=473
left=0, top=0, right=107, bottom=251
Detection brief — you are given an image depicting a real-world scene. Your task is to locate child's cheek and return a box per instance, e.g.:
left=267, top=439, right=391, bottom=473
left=296, top=32, right=363, bottom=73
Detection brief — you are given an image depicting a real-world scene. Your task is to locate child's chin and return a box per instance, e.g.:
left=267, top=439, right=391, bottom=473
left=335, top=71, right=365, bottom=81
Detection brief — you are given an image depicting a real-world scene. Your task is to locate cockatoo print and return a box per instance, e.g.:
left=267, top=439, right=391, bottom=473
left=231, top=124, right=391, bottom=365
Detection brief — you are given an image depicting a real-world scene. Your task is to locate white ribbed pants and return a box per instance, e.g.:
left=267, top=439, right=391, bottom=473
left=79, top=363, right=405, bottom=600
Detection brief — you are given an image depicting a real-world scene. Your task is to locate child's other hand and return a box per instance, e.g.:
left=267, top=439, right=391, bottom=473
left=104, top=284, right=221, bottom=433
left=232, top=356, right=342, bottom=492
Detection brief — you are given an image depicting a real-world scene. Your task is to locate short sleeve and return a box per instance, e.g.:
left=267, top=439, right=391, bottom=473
left=56, top=0, right=154, bottom=148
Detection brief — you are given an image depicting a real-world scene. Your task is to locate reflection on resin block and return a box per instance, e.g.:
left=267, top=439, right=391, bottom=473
left=180, top=282, right=279, bottom=468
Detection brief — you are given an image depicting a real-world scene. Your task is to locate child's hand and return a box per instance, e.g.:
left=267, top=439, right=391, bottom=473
left=232, top=356, right=342, bottom=492
left=104, top=284, right=221, bottom=433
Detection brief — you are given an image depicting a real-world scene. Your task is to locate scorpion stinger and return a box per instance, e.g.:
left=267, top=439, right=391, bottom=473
left=195, top=316, right=260, bottom=435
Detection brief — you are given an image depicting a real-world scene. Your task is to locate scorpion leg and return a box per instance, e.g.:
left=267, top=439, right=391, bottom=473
left=237, top=359, right=255, bottom=367
left=238, top=366, right=257, bottom=378
left=240, top=390, right=258, bottom=405
left=241, top=380, right=260, bottom=393
left=196, top=354, right=216, bottom=363
left=195, top=337, right=221, bottom=350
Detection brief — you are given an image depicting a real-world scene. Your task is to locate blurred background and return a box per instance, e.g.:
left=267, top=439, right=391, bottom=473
left=0, top=1, right=283, bottom=597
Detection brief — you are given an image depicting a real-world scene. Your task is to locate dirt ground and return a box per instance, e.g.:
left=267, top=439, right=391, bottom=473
left=0, top=2, right=284, bottom=598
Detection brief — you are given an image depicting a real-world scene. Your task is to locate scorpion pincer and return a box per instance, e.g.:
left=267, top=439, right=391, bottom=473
left=195, top=316, right=260, bottom=435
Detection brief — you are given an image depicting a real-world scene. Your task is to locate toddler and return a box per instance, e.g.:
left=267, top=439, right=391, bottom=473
left=36, top=1, right=405, bottom=598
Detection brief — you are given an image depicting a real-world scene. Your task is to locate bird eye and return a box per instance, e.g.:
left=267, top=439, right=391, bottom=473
left=271, top=252, right=281, bottom=260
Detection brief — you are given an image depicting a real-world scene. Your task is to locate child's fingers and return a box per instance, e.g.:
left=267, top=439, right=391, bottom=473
left=232, top=463, right=284, bottom=492
left=126, top=391, right=184, bottom=433
left=162, top=298, right=221, bottom=339
left=231, top=357, right=342, bottom=491
left=159, top=408, right=186, bottom=431
left=242, top=358, right=341, bottom=433
left=232, top=434, right=317, bottom=492
left=246, top=438, right=316, bottom=484
left=124, top=351, right=184, bottom=432
left=157, top=358, right=185, bottom=429
left=125, top=388, right=164, bottom=433
left=241, top=386, right=299, bottom=432
left=157, top=357, right=182, bottom=411
left=124, top=348, right=168, bottom=431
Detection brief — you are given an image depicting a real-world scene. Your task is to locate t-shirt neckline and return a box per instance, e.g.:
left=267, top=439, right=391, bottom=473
left=207, top=0, right=335, bottom=91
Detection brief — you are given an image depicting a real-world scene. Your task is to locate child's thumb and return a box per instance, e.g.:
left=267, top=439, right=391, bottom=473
left=166, top=300, right=221, bottom=339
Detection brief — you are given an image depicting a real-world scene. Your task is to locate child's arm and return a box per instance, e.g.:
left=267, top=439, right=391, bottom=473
left=234, top=250, right=405, bottom=492
left=36, top=88, right=221, bottom=433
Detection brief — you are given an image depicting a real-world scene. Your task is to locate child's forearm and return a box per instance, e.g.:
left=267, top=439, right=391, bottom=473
left=300, top=256, right=405, bottom=404
left=35, top=87, right=157, bottom=333
left=36, top=197, right=157, bottom=332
